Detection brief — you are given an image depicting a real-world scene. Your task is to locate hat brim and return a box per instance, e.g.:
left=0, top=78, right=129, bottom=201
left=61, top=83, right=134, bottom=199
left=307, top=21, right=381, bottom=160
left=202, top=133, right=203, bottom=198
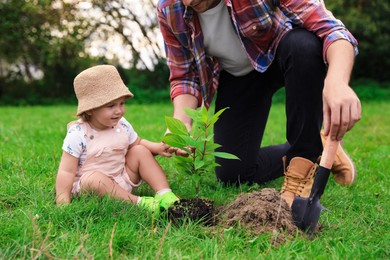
left=76, top=92, right=133, bottom=116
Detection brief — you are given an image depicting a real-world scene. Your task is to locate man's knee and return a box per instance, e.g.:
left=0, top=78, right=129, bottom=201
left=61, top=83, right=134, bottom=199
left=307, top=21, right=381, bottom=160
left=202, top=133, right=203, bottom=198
left=215, top=159, right=252, bottom=185
left=282, top=28, right=323, bottom=58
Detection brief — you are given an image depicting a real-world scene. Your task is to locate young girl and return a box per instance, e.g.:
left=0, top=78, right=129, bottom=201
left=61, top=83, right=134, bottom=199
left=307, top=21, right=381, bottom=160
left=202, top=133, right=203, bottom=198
left=55, top=65, right=179, bottom=214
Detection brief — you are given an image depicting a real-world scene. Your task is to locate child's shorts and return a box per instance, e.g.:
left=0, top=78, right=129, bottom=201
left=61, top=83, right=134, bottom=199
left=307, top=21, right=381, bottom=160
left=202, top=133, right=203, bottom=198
left=72, top=168, right=142, bottom=195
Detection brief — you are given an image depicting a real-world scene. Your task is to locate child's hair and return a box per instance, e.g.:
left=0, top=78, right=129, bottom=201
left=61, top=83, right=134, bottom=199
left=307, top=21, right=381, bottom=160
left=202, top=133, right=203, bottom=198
left=73, top=65, right=134, bottom=116
left=79, top=112, right=91, bottom=122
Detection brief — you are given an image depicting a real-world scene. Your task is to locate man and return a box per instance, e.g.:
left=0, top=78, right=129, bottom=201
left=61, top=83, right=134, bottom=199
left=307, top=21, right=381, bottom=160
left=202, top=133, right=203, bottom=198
left=157, top=0, right=361, bottom=206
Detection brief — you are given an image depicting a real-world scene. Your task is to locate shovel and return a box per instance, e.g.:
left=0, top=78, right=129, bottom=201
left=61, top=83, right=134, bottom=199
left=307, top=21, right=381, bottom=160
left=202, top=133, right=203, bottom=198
left=291, top=138, right=340, bottom=234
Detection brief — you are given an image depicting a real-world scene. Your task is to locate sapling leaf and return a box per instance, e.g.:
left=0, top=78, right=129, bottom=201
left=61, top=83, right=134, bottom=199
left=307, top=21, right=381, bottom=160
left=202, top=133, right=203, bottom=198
left=191, top=123, right=206, bottom=138
left=201, top=106, right=208, bottom=124
left=165, top=116, right=189, bottom=136
left=201, top=133, right=214, bottom=142
left=184, top=108, right=199, bottom=121
left=174, top=156, right=193, bottom=169
left=194, top=139, right=206, bottom=151
left=181, top=135, right=198, bottom=148
left=213, top=152, right=240, bottom=160
left=164, top=106, right=239, bottom=197
left=208, top=107, right=229, bottom=125
left=211, top=143, right=221, bottom=150
left=194, top=159, right=205, bottom=170
left=174, top=155, right=193, bottom=163
left=162, top=134, right=190, bottom=152
left=176, top=162, right=193, bottom=174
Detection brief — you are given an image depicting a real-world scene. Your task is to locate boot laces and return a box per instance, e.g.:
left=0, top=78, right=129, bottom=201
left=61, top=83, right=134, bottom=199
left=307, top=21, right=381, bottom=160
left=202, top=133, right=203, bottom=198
left=282, top=175, right=307, bottom=195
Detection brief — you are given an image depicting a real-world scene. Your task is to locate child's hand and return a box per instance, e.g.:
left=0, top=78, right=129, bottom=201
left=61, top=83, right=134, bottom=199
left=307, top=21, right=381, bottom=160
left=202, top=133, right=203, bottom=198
left=139, top=138, right=178, bottom=157
left=137, top=197, right=160, bottom=214
left=159, top=143, right=180, bottom=157
left=155, top=191, right=179, bottom=210
left=161, top=143, right=192, bottom=157
left=173, top=147, right=191, bottom=157
left=56, top=195, right=71, bottom=205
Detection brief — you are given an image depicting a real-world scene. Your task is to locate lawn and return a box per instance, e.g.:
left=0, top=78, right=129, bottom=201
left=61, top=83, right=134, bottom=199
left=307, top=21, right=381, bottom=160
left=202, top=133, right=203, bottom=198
left=0, top=100, right=389, bottom=259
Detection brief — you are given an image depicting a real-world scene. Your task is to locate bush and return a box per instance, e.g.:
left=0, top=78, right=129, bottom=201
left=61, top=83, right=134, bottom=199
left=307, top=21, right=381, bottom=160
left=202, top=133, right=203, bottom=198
left=326, top=0, right=390, bottom=81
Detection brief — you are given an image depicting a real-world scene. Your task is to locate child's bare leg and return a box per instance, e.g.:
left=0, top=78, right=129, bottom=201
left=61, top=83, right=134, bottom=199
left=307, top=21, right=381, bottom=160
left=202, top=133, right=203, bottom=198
left=79, top=171, right=138, bottom=204
left=125, top=145, right=170, bottom=192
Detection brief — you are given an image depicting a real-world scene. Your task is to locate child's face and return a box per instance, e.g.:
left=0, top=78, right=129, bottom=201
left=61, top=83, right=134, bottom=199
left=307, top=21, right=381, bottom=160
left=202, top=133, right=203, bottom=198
left=87, top=97, right=127, bottom=130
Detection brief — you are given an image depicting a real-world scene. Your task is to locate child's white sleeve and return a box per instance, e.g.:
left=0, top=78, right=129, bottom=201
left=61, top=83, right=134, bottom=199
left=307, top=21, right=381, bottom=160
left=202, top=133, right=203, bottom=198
left=62, top=123, right=86, bottom=158
left=119, top=117, right=138, bottom=145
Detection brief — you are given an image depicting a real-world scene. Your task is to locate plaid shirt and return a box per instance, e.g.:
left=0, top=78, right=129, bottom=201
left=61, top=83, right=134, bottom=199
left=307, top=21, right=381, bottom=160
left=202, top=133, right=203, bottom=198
left=157, top=0, right=358, bottom=108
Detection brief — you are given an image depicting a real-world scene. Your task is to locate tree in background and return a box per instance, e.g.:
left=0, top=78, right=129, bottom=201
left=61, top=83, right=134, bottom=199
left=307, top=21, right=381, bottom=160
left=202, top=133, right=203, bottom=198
left=87, top=0, right=163, bottom=70
left=0, top=0, right=388, bottom=105
left=0, top=0, right=97, bottom=101
left=326, top=0, right=390, bottom=81
left=0, top=0, right=165, bottom=104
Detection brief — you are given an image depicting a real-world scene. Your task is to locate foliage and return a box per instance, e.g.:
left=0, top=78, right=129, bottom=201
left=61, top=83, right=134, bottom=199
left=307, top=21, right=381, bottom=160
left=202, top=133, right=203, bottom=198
left=124, top=59, right=170, bottom=91
left=0, top=0, right=166, bottom=104
left=89, top=0, right=163, bottom=69
left=352, top=78, right=390, bottom=101
left=162, top=107, right=239, bottom=196
left=326, top=0, right=390, bottom=81
left=0, top=0, right=389, bottom=105
left=0, top=0, right=99, bottom=99
left=269, top=79, right=390, bottom=106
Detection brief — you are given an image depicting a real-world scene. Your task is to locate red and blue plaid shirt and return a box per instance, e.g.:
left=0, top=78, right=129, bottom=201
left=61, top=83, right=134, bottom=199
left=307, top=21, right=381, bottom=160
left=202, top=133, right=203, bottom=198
left=157, top=0, right=358, bottom=107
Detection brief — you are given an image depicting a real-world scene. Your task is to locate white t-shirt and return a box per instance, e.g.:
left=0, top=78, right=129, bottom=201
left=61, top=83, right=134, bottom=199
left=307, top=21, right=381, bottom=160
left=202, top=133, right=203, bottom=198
left=62, top=117, right=138, bottom=168
left=198, top=0, right=253, bottom=76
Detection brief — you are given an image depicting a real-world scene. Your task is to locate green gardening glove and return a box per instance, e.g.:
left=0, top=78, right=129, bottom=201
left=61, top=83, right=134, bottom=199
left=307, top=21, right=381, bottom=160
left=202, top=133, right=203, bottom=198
left=137, top=196, right=160, bottom=215
left=155, top=191, right=180, bottom=211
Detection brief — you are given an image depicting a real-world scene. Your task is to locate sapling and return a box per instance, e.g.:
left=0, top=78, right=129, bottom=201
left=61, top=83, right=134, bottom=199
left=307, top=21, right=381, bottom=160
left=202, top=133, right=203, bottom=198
left=163, top=107, right=239, bottom=196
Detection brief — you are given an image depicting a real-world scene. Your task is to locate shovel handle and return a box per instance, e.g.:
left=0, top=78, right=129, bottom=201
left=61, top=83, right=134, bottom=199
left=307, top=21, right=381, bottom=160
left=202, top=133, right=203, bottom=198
left=320, top=137, right=340, bottom=169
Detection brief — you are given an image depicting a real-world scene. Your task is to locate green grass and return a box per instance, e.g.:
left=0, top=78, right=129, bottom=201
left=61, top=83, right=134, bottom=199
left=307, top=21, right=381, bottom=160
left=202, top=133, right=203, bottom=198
left=0, top=101, right=389, bottom=259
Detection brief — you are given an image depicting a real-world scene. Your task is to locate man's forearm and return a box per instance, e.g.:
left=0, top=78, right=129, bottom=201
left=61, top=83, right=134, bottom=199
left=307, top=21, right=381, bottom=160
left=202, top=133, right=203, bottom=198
left=172, top=94, right=199, bottom=131
left=325, top=39, right=355, bottom=84
left=322, top=39, right=361, bottom=140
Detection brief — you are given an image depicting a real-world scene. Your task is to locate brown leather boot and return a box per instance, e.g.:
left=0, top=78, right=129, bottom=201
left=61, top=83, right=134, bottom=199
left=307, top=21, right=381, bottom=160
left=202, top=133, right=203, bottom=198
left=281, top=157, right=318, bottom=207
left=320, top=131, right=356, bottom=186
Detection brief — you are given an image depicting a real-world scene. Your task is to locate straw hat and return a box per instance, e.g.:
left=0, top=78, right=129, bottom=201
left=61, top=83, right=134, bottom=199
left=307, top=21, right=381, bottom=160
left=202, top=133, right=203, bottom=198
left=74, top=65, right=134, bottom=115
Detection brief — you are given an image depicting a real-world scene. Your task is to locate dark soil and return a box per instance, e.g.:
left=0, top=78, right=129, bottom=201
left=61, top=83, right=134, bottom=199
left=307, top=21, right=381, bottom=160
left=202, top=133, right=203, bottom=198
left=167, top=197, right=215, bottom=226
left=168, top=188, right=298, bottom=243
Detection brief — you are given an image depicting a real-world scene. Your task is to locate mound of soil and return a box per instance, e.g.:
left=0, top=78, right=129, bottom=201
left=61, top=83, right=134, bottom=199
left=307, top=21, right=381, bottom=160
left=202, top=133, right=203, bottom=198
left=167, top=188, right=297, bottom=239
left=216, top=188, right=297, bottom=236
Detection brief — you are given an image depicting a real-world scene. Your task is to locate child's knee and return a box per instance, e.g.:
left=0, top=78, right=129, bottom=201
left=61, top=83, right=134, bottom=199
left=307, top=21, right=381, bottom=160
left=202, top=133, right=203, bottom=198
left=79, top=171, right=111, bottom=190
left=126, top=145, right=153, bottom=162
left=128, top=144, right=152, bottom=156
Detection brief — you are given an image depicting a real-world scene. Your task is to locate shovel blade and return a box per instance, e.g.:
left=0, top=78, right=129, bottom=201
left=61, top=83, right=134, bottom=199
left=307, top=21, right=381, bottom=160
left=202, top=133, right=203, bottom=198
left=302, top=199, right=326, bottom=234
left=292, top=197, right=326, bottom=234
left=291, top=139, right=339, bottom=234
left=291, top=166, right=331, bottom=234
left=291, top=196, right=309, bottom=228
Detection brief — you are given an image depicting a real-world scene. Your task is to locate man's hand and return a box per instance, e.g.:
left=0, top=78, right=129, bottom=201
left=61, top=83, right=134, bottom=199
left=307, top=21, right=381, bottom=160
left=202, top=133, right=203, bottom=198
left=162, top=94, right=198, bottom=157
left=322, top=80, right=361, bottom=140
left=324, top=40, right=362, bottom=140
